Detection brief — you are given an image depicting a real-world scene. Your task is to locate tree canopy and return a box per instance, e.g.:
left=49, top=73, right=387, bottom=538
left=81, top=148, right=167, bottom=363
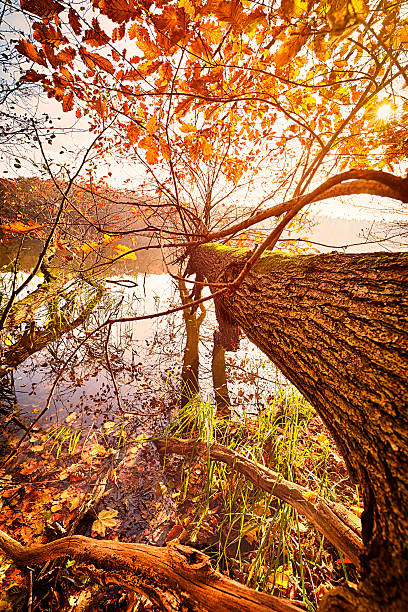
left=9, top=0, right=408, bottom=225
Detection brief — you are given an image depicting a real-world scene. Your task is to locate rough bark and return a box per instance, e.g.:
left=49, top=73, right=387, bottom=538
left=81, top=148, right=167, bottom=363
left=156, top=437, right=362, bottom=566
left=0, top=530, right=303, bottom=612
left=188, top=244, right=408, bottom=611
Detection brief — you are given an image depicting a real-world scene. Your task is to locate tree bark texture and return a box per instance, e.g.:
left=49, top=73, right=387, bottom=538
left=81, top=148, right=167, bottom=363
left=189, top=244, right=408, bottom=611
left=0, top=530, right=303, bottom=612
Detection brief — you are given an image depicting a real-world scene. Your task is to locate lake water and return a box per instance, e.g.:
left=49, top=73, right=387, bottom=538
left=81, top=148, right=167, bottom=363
left=0, top=241, right=284, bottom=440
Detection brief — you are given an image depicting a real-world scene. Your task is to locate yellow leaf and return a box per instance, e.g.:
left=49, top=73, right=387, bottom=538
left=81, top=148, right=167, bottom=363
left=110, top=243, right=137, bottom=260
left=180, top=123, right=197, bottom=133
left=304, top=490, right=318, bottom=503
left=81, top=241, right=98, bottom=253
left=269, top=566, right=291, bottom=589
left=178, top=0, right=195, bottom=19
left=202, top=137, right=212, bottom=159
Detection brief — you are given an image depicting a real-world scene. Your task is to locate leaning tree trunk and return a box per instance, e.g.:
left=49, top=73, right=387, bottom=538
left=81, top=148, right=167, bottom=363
left=189, top=244, right=408, bottom=612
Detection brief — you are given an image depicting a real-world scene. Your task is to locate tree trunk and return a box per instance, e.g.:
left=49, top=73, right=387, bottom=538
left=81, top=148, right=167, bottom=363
left=189, top=244, right=408, bottom=611
left=212, top=329, right=231, bottom=416
left=178, top=279, right=206, bottom=407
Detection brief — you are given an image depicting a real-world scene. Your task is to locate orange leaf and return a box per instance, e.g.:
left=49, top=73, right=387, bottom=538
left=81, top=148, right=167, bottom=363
left=128, top=23, right=139, bottom=40
left=110, top=244, right=137, bottom=260
left=83, top=19, right=109, bottom=47
left=146, top=116, right=157, bottom=134
left=303, top=490, right=318, bottom=503
left=1, top=220, right=42, bottom=235
left=180, top=122, right=197, bottom=133
left=15, top=40, right=48, bottom=67
left=62, top=91, right=74, bottom=112
left=80, top=48, right=114, bottom=75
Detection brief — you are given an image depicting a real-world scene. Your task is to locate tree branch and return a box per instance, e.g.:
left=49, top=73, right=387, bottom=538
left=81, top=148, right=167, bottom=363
left=156, top=438, right=362, bottom=567
left=0, top=531, right=303, bottom=612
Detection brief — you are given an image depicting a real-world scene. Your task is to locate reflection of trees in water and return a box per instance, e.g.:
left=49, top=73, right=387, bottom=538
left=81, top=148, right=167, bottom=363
left=8, top=276, right=183, bottom=431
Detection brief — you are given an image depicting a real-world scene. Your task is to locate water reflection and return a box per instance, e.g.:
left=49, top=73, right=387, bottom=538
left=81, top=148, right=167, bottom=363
left=0, top=239, right=285, bottom=436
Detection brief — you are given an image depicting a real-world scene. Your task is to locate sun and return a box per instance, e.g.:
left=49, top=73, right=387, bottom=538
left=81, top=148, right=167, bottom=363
left=376, top=102, right=393, bottom=121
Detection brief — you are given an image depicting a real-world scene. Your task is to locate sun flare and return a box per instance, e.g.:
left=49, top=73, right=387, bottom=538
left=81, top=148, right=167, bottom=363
left=376, top=102, right=393, bottom=121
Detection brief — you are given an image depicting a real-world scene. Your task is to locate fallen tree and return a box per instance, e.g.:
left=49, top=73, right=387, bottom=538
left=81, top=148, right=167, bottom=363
left=0, top=530, right=303, bottom=612
left=188, top=245, right=408, bottom=612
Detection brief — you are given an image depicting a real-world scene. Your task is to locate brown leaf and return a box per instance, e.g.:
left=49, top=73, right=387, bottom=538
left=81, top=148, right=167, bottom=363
left=98, top=0, right=141, bottom=24
left=92, top=508, right=119, bottom=537
left=83, top=18, right=110, bottom=47
left=20, top=69, right=47, bottom=83
left=68, top=8, right=82, bottom=35
left=21, top=0, right=64, bottom=20
left=62, top=91, right=74, bottom=112
left=80, top=48, right=115, bottom=75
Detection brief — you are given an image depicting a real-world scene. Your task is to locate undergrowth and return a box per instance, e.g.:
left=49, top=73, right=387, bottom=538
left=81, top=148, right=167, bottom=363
left=161, top=388, right=359, bottom=611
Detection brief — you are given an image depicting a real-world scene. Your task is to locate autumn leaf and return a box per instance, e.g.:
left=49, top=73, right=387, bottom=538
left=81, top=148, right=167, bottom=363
left=268, top=565, right=292, bottom=590
left=146, top=116, right=158, bottom=134
left=303, top=490, right=318, bottom=503
left=180, top=123, right=197, bottom=133
left=80, top=241, right=99, bottom=253
left=80, top=48, right=114, bottom=75
left=128, top=22, right=139, bottom=39
left=62, top=91, right=74, bottom=112
left=98, top=0, right=141, bottom=24
left=20, top=69, right=47, bottom=83
left=178, top=0, right=195, bottom=19
left=83, top=19, right=110, bottom=47
left=279, top=0, right=308, bottom=20
left=15, top=40, right=48, bottom=67
left=202, top=137, right=212, bottom=159
left=1, top=220, right=42, bottom=235
left=68, top=8, right=82, bottom=35
left=21, top=0, right=64, bottom=20
left=92, top=508, right=119, bottom=537
left=110, top=243, right=137, bottom=260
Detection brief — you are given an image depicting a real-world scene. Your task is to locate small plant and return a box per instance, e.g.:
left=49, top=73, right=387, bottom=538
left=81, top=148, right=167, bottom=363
left=161, top=387, right=357, bottom=610
left=44, top=425, right=81, bottom=457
